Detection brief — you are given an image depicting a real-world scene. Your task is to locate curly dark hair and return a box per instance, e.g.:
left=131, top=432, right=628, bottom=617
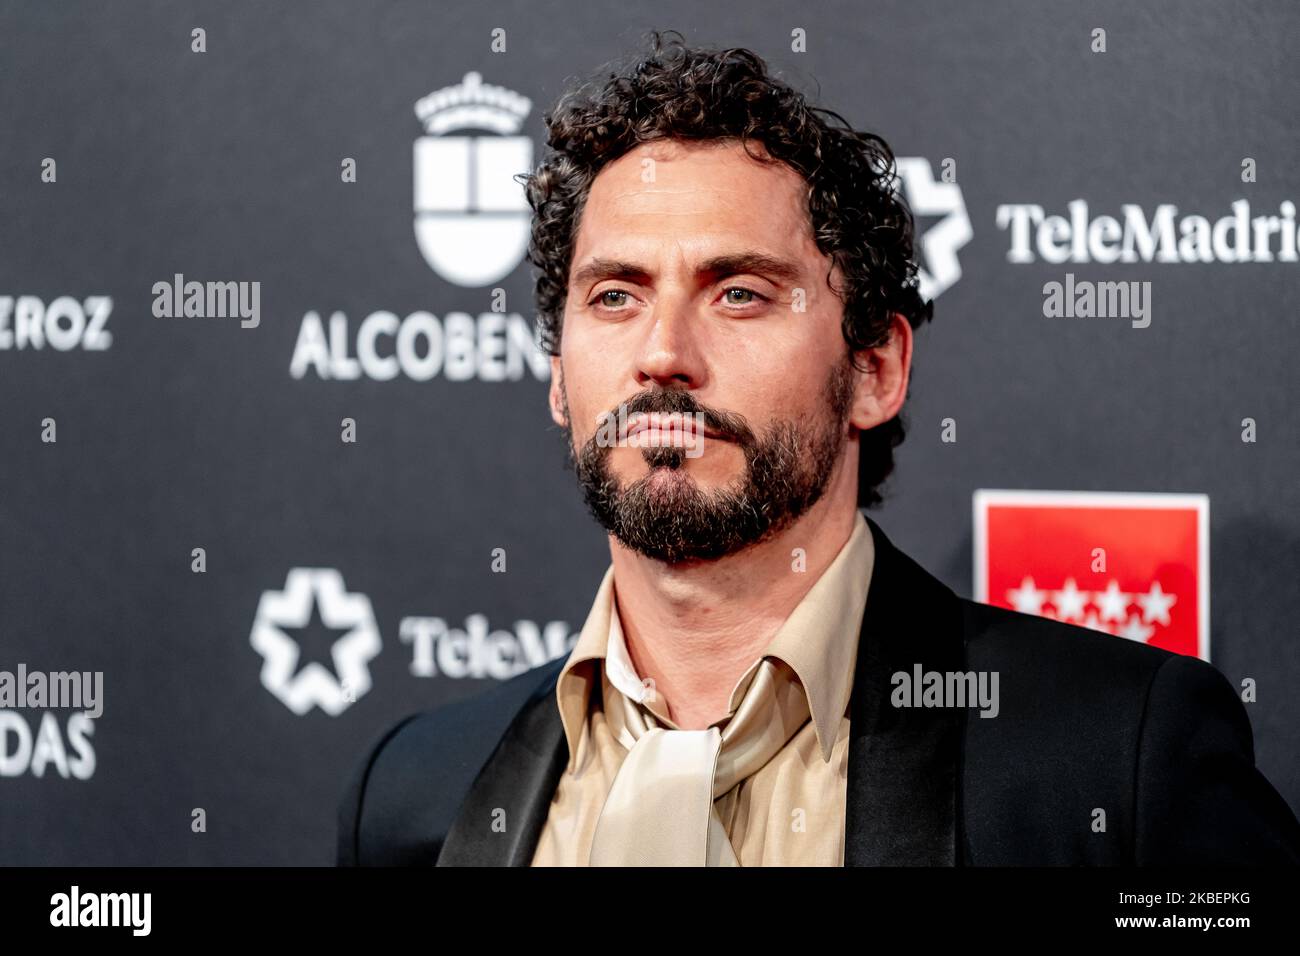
left=519, top=30, right=933, bottom=508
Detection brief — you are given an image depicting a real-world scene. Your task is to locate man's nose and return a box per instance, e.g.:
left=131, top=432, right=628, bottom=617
left=634, top=298, right=706, bottom=389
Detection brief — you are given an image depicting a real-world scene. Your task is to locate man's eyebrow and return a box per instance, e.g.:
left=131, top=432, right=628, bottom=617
left=569, top=259, right=651, bottom=290
left=569, top=252, right=804, bottom=289
left=698, top=252, right=804, bottom=285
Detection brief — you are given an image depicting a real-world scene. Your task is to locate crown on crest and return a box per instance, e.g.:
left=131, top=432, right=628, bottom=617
left=414, top=71, right=532, bottom=135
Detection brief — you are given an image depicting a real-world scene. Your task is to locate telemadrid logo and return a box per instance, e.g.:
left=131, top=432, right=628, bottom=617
left=250, top=569, right=381, bottom=716
left=250, top=567, right=576, bottom=716
left=996, top=199, right=1299, bottom=264
left=894, top=157, right=973, bottom=301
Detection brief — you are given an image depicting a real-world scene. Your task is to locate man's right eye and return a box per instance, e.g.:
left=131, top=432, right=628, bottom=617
left=593, top=290, right=631, bottom=309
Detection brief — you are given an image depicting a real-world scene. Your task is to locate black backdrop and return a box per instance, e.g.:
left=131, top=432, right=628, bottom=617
left=1, top=0, right=1297, bottom=864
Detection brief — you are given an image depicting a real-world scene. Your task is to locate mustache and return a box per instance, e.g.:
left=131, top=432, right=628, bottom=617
left=612, top=388, right=756, bottom=445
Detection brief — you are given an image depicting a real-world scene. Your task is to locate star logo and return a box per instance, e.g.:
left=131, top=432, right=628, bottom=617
left=1094, top=580, right=1134, bottom=623
left=976, top=490, right=1210, bottom=660
left=1006, top=576, right=1047, bottom=615
left=895, top=157, right=973, bottom=301
left=1136, top=581, right=1177, bottom=626
left=1051, top=578, right=1090, bottom=623
left=250, top=569, right=381, bottom=716
left=1003, top=575, right=1176, bottom=644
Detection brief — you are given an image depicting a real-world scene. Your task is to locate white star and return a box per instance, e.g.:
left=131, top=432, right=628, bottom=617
left=1136, top=581, right=1177, bottom=626
left=1052, top=578, right=1089, bottom=622
left=1081, top=609, right=1115, bottom=634
left=1094, top=580, right=1133, bottom=623
left=1117, top=613, right=1155, bottom=644
left=895, top=158, right=972, bottom=301
left=249, top=568, right=381, bottom=716
left=1006, top=576, right=1047, bottom=615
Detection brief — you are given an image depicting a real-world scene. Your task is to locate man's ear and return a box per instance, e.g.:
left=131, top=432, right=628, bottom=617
left=849, top=312, right=913, bottom=431
left=548, top=355, right=569, bottom=428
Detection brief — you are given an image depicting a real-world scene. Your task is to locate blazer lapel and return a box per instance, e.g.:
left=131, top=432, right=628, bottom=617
left=845, top=517, right=964, bottom=865
left=436, top=659, right=568, bottom=866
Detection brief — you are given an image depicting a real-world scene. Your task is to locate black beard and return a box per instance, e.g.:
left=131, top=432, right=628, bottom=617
left=562, top=363, right=855, bottom=564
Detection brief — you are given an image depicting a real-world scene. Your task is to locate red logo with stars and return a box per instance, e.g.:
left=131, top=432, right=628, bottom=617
left=974, top=491, right=1209, bottom=660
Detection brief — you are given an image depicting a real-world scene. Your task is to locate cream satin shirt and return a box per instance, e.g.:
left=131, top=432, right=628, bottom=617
left=530, top=510, right=876, bottom=866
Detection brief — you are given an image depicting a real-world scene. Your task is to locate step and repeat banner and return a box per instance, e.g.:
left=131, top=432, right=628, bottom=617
left=1, top=1, right=1297, bottom=864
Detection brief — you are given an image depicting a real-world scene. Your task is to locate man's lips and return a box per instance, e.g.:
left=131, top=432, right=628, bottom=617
left=622, top=412, right=726, bottom=442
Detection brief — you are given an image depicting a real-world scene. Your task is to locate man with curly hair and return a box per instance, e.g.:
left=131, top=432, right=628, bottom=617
left=339, top=33, right=1300, bottom=867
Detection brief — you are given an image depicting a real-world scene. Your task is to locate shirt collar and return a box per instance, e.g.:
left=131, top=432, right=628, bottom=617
left=759, top=509, right=874, bottom=761
left=555, top=565, right=616, bottom=773
left=554, top=510, right=875, bottom=771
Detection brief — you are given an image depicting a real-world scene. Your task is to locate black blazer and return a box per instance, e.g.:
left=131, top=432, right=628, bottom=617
left=337, top=518, right=1300, bottom=865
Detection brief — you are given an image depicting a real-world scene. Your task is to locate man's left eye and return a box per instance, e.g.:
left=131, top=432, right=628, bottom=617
left=723, top=287, right=764, bottom=305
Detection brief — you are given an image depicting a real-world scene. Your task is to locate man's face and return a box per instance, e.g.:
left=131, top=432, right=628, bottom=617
left=551, top=138, right=859, bottom=564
